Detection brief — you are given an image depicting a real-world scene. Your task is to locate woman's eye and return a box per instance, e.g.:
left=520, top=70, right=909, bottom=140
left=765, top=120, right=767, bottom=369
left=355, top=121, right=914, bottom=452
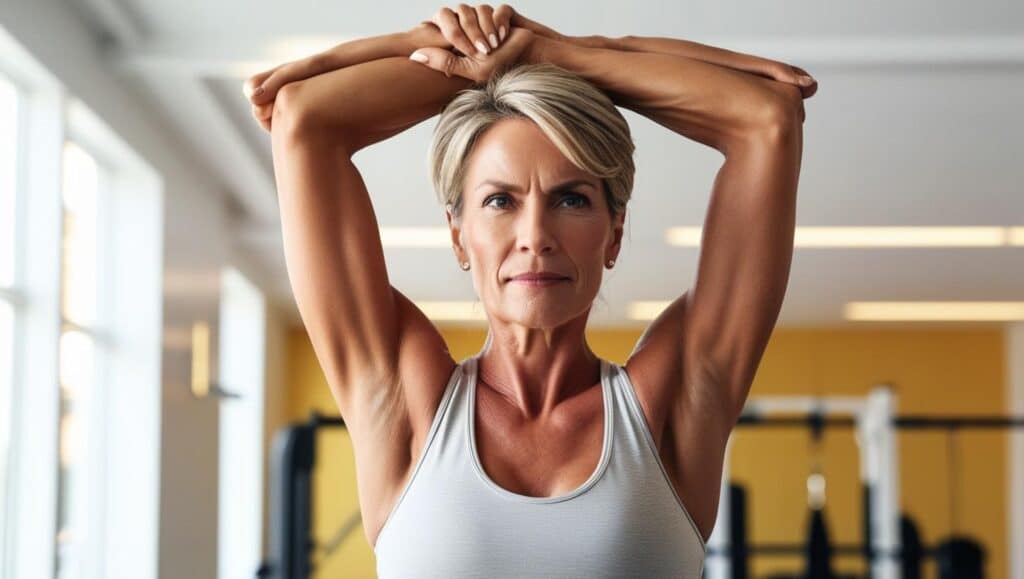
left=560, top=193, right=590, bottom=208
left=483, top=194, right=510, bottom=209
left=483, top=192, right=590, bottom=209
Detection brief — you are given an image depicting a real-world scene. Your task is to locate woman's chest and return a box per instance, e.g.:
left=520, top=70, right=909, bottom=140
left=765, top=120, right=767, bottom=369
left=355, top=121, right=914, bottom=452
left=473, top=384, right=608, bottom=498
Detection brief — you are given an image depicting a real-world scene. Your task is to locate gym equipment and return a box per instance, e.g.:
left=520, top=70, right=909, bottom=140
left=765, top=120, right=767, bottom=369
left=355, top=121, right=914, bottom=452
left=899, top=515, right=923, bottom=579
left=728, top=485, right=749, bottom=579
left=704, top=388, right=1024, bottom=579
left=711, top=484, right=984, bottom=579
left=934, top=537, right=986, bottom=579
left=803, top=410, right=834, bottom=579
left=257, top=413, right=349, bottom=579
left=803, top=507, right=834, bottom=579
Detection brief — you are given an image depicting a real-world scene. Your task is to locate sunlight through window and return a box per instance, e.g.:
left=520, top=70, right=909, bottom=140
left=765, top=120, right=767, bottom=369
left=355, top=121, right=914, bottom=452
left=0, top=74, right=15, bottom=287
left=60, top=142, right=97, bottom=327
left=56, top=141, right=100, bottom=578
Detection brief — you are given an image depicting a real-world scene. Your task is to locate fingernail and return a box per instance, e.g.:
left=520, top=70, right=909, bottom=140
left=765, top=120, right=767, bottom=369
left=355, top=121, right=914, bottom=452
left=409, top=51, right=428, bottom=63
left=488, top=33, right=498, bottom=48
left=499, top=26, right=506, bottom=41
left=253, top=86, right=264, bottom=97
left=799, top=75, right=814, bottom=86
left=475, top=40, right=489, bottom=55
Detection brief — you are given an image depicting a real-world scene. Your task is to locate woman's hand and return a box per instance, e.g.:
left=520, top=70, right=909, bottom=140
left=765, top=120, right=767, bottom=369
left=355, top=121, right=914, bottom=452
left=408, top=5, right=535, bottom=83
left=419, top=4, right=515, bottom=59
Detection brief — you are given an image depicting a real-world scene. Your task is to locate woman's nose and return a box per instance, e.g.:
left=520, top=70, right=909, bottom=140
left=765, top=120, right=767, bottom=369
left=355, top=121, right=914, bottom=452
left=516, top=204, right=557, bottom=255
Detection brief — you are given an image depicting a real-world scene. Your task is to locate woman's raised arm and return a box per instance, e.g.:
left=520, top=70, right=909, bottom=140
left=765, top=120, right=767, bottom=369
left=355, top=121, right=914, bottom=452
left=520, top=34, right=802, bottom=153
left=264, top=30, right=481, bottom=435
left=503, top=34, right=805, bottom=536
left=255, top=17, right=537, bottom=534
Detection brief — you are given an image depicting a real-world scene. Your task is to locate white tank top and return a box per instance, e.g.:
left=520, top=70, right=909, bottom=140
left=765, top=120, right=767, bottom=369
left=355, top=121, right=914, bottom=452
left=373, top=353, right=707, bottom=578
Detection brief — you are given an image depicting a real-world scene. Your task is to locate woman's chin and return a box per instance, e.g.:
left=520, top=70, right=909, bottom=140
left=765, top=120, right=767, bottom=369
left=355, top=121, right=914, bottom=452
left=495, top=303, right=587, bottom=329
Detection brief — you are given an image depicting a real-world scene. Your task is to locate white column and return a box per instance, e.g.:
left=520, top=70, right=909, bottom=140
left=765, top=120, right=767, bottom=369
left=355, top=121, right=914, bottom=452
left=859, top=387, right=901, bottom=579
left=1007, top=323, right=1024, bottom=579
left=217, top=268, right=267, bottom=579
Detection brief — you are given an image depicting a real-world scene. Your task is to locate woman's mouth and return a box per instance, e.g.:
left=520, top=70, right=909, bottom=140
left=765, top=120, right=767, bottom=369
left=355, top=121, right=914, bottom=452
left=507, top=272, right=570, bottom=287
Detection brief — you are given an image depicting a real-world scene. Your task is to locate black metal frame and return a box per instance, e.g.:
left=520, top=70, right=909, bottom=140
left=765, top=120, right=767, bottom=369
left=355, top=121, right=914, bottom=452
left=257, top=413, right=346, bottom=579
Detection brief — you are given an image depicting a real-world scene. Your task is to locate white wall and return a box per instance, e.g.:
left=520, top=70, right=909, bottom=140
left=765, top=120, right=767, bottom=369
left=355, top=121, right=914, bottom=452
left=0, top=1, right=292, bottom=577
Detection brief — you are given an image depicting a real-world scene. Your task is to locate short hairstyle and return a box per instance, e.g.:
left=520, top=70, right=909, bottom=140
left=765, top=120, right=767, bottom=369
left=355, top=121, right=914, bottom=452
left=427, top=62, right=636, bottom=223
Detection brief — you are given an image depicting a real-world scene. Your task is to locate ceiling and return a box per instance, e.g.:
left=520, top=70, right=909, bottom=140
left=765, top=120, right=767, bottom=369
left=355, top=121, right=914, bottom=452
left=70, top=0, right=1024, bottom=328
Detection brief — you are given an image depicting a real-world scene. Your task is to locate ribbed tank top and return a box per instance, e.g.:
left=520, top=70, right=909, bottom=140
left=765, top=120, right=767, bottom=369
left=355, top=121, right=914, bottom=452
left=373, top=354, right=707, bottom=578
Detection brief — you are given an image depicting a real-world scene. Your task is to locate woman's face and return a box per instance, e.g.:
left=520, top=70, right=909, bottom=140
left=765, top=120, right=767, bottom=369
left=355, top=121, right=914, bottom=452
left=448, top=117, right=624, bottom=329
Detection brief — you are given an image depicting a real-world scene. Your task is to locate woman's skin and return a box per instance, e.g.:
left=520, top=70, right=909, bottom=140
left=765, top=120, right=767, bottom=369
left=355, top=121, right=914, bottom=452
left=253, top=6, right=809, bottom=549
left=245, top=6, right=816, bottom=130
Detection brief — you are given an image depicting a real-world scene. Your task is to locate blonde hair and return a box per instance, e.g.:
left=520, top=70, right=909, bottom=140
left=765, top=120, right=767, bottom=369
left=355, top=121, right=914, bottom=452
left=428, top=62, right=635, bottom=222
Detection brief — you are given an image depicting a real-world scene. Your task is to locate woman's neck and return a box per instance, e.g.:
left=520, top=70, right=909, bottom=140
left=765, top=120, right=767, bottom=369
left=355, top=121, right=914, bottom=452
left=475, top=336, right=601, bottom=420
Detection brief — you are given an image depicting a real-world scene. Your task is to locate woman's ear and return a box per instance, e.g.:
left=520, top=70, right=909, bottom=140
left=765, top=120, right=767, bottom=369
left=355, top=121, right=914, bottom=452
left=607, top=208, right=625, bottom=260
left=446, top=204, right=467, bottom=263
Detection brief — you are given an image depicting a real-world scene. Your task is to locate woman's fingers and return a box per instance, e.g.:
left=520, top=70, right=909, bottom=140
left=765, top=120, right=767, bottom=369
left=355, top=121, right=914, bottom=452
left=791, top=65, right=818, bottom=98
left=251, top=102, right=273, bottom=132
left=434, top=7, right=478, bottom=59
left=243, top=68, right=276, bottom=102
left=766, top=62, right=817, bottom=98
left=249, top=55, right=331, bottom=106
left=744, top=57, right=817, bottom=99
left=408, top=26, right=534, bottom=83
left=475, top=4, right=500, bottom=49
left=455, top=4, right=491, bottom=55
left=492, top=4, right=513, bottom=41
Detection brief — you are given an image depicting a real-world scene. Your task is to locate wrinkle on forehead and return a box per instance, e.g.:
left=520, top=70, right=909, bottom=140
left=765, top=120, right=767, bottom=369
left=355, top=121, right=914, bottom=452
left=463, top=118, right=598, bottom=199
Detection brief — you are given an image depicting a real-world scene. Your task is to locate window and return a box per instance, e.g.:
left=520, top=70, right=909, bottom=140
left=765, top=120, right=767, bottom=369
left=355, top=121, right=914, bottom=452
left=0, top=69, right=20, bottom=579
left=0, top=24, right=162, bottom=579
left=55, top=140, right=105, bottom=577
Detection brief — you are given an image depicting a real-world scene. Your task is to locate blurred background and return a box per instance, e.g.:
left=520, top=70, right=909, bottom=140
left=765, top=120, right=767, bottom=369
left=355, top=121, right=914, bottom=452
left=1, top=0, right=1023, bottom=578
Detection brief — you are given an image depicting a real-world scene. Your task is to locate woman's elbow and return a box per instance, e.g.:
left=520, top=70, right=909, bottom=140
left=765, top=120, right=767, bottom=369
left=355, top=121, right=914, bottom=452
left=758, top=86, right=804, bottom=133
left=270, top=82, right=311, bottom=133
left=271, top=81, right=341, bottom=138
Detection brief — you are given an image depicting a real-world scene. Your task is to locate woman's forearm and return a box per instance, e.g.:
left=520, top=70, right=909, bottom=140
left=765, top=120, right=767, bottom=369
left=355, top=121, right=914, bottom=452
left=525, top=35, right=793, bottom=154
left=273, top=32, right=473, bottom=153
left=586, top=35, right=749, bottom=68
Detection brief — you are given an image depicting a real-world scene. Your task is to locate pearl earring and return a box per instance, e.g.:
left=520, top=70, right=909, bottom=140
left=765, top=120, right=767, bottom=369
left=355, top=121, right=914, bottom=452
left=607, top=259, right=615, bottom=268
left=461, top=261, right=470, bottom=270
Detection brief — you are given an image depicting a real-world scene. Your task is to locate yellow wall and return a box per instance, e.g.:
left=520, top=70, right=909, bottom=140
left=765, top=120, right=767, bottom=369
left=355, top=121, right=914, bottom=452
left=284, top=326, right=1008, bottom=579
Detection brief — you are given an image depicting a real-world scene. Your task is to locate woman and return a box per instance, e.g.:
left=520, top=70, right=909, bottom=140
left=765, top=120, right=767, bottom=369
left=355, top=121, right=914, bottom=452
left=245, top=5, right=813, bottom=577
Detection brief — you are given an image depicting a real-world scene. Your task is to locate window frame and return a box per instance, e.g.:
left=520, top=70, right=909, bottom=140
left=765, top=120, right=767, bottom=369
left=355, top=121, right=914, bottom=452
left=0, top=63, right=25, bottom=579
left=1, top=26, right=164, bottom=579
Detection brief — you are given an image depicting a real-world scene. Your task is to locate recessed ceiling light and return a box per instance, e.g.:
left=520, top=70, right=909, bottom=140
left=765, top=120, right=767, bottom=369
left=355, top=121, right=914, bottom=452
left=266, top=36, right=350, bottom=64
left=627, top=301, right=672, bottom=321
left=665, top=226, right=1024, bottom=248
left=413, top=301, right=487, bottom=321
left=844, top=301, right=1024, bottom=321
